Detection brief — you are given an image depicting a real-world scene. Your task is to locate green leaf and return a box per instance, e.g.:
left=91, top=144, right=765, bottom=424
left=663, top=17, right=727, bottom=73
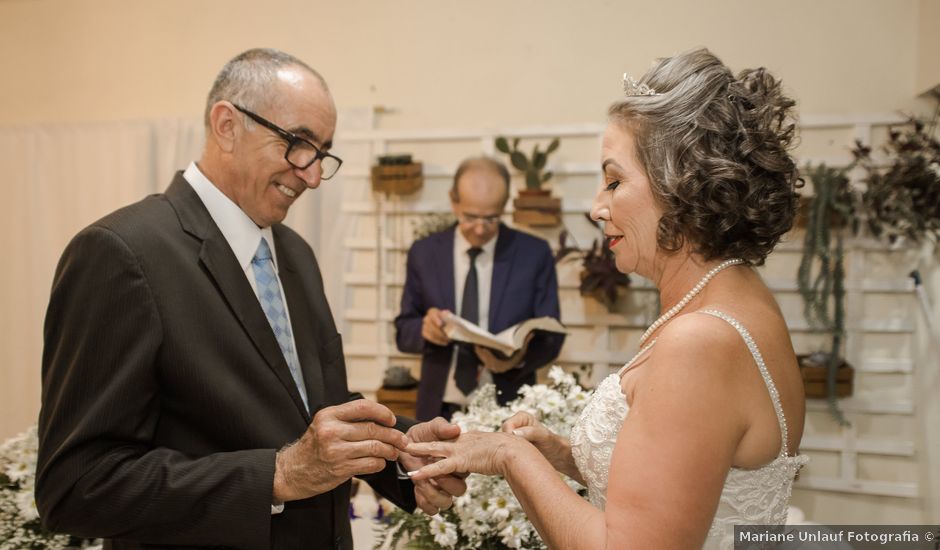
left=534, top=151, right=546, bottom=169
left=580, top=275, right=601, bottom=293
left=494, top=136, right=510, bottom=154
left=510, top=151, right=528, bottom=171
left=547, top=137, right=560, bottom=154
left=526, top=171, right=541, bottom=189
left=542, top=171, right=553, bottom=182
left=513, top=137, right=520, bottom=150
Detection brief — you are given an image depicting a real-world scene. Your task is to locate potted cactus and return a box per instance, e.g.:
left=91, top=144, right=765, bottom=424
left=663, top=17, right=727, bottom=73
left=495, top=136, right=562, bottom=227
left=797, top=163, right=857, bottom=425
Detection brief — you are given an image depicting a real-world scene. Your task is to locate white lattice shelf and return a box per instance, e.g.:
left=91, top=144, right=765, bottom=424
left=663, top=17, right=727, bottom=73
left=795, top=476, right=918, bottom=499
left=800, top=435, right=915, bottom=457
left=804, top=395, right=913, bottom=415
left=343, top=307, right=914, bottom=334
left=337, top=115, right=923, bottom=503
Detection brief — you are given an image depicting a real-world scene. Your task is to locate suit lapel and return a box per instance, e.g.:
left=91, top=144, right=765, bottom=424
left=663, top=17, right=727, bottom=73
left=437, top=228, right=457, bottom=312
left=489, top=226, right=514, bottom=329
left=165, top=175, right=311, bottom=421
left=274, top=229, right=325, bottom=418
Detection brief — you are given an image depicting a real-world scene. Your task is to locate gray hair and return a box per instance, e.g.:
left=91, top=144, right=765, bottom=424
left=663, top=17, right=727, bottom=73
left=203, top=48, right=328, bottom=128
left=609, top=48, right=800, bottom=265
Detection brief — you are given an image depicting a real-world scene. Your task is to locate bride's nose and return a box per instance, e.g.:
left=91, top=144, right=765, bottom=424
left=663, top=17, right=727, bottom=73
left=590, top=193, right=610, bottom=223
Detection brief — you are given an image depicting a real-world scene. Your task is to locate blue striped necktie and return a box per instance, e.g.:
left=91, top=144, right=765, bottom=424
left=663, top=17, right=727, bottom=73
left=251, top=237, right=309, bottom=412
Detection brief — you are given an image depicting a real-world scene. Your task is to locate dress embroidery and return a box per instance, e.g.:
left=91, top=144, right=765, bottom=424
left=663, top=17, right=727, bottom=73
left=569, top=310, right=807, bottom=549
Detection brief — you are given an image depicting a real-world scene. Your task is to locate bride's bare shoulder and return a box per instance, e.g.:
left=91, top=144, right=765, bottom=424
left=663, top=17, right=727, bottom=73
left=638, top=313, right=756, bottom=400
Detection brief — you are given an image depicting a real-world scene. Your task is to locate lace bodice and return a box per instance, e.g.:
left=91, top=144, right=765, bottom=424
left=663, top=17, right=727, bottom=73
left=569, top=310, right=808, bottom=550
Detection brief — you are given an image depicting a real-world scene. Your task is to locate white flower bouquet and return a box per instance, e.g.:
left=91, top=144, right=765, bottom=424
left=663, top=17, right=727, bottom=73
left=375, top=366, right=592, bottom=550
left=0, top=426, right=98, bottom=550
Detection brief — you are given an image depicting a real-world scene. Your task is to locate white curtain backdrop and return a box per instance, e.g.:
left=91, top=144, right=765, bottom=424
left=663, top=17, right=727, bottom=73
left=0, top=119, right=206, bottom=439
left=0, top=112, right=371, bottom=440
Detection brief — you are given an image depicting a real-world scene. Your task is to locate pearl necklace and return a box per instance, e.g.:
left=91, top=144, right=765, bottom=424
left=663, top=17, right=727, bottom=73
left=638, top=258, right=744, bottom=346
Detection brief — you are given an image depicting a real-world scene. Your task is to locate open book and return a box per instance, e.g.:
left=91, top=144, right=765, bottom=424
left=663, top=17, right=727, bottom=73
left=443, top=315, right=567, bottom=356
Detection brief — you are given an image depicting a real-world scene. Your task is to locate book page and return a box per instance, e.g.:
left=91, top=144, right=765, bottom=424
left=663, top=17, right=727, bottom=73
left=443, top=315, right=515, bottom=355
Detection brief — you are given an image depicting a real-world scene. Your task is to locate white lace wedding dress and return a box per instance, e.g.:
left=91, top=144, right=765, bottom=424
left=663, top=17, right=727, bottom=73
left=570, top=310, right=808, bottom=550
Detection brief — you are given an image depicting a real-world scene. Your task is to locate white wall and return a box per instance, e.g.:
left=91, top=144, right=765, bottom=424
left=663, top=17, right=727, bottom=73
left=1, top=0, right=936, bottom=527
left=916, top=0, right=940, bottom=95
left=0, top=0, right=925, bottom=128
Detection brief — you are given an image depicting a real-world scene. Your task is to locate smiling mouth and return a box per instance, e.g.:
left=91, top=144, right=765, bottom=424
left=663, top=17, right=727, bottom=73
left=606, top=235, right=623, bottom=248
left=275, top=183, right=298, bottom=198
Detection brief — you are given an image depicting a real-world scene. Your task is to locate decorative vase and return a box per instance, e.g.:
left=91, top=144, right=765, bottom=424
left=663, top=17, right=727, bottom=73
left=798, top=352, right=854, bottom=398
left=794, top=195, right=848, bottom=229
left=512, top=189, right=561, bottom=227
left=371, top=162, right=423, bottom=195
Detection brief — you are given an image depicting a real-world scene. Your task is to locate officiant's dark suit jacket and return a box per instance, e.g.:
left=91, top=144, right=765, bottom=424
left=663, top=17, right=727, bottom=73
left=394, top=225, right=565, bottom=421
left=36, top=173, right=415, bottom=550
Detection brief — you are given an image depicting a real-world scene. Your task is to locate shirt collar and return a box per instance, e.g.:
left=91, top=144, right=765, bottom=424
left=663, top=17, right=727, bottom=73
left=453, top=224, right=499, bottom=258
left=183, top=162, right=278, bottom=273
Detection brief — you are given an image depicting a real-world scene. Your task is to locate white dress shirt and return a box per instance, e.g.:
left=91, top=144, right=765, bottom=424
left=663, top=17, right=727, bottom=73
left=442, top=228, right=498, bottom=405
left=183, top=162, right=297, bottom=514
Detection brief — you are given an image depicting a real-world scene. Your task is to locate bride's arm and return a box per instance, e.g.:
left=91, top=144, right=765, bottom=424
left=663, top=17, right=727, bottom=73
left=502, top=411, right=584, bottom=484
left=596, top=317, right=749, bottom=548
left=409, top=316, right=751, bottom=549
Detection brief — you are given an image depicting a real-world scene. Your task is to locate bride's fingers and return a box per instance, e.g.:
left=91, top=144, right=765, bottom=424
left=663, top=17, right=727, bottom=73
left=405, top=441, right=452, bottom=458
left=501, top=411, right=535, bottom=432
left=431, top=474, right=468, bottom=497
left=415, top=490, right=441, bottom=515
left=415, top=479, right=455, bottom=510
left=508, top=426, right=540, bottom=442
left=408, top=458, right=458, bottom=481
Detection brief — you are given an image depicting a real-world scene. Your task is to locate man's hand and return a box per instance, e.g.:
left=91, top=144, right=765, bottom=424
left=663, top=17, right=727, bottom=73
left=273, top=400, right=409, bottom=503
left=474, top=333, right=533, bottom=374
left=421, top=308, right=451, bottom=346
left=399, top=418, right=467, bottom=515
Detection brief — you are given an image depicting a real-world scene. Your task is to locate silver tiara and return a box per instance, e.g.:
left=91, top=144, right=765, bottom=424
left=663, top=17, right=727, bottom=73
left=622, top=73, right=661, bottom=97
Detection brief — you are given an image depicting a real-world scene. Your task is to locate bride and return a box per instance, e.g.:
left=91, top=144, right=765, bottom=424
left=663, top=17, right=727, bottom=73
left=406, top=48, right=808, bottom=549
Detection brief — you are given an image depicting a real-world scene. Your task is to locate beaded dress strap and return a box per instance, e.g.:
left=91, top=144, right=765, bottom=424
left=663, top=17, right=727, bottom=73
left=617, top=339, right=657, bottom=377
left=698, top=309, right=791, bottom=458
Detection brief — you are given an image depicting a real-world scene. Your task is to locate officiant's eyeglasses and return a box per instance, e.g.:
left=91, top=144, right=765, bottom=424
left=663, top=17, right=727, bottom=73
left=458, top=213, right=501, bottom=227
left=233, top=104, right=343, bottom=180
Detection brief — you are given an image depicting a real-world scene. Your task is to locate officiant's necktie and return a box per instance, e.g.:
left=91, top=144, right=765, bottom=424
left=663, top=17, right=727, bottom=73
left=252, top=237, right=309, bottom=412
left=455, top=247, right=483, bottom=395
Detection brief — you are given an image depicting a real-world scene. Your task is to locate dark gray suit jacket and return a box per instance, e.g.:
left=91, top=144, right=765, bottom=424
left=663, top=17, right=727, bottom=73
left=37, top=173, right=415, bottom=549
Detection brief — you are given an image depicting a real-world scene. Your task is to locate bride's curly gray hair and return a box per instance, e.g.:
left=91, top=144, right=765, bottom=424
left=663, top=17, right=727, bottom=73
left=610, top=48, right=802, bottom=266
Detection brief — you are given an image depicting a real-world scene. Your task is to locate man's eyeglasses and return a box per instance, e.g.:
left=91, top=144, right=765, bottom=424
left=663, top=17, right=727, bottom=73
left=233, top=104, right=343, bottom=180
left=458, top=213, right=502, bottom=227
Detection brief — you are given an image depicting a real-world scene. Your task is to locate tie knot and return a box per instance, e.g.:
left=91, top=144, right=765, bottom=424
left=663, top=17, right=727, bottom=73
left=253, top=238, right=273, bottom=263
left=467, top=247, right=483, bottom=261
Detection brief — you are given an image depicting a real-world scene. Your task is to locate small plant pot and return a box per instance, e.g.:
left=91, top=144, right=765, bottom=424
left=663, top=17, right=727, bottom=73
left=578, top=270, right=627, bottom=313
left=371, top=162, right=423, bottom=195
left=513, top=189, right=561, bottom=227
left=798, top=353, right=854, bottom=398
left=794, top=196, right=848, bottom=229
left=376, top=386, right=418, bottom=418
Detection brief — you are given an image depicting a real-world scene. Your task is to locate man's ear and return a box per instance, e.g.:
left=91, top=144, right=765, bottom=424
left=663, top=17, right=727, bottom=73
left=208, top=101, right=239, bottom=153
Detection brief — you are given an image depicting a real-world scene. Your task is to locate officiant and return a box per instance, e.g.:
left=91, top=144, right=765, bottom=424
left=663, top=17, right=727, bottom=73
left=395, top=156, right=565, bottom=421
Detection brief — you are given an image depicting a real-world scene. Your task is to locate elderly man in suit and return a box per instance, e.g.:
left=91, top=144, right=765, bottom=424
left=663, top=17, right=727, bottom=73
left=395, top=157, right=565, bottom=421
left=36, top=48, right=464, bottom=550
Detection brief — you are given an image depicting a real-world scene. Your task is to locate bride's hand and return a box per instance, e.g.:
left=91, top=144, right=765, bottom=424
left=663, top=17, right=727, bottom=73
left=404, top=431, right=519, bottom=480
left=502, top=412, right=575, bottom=477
